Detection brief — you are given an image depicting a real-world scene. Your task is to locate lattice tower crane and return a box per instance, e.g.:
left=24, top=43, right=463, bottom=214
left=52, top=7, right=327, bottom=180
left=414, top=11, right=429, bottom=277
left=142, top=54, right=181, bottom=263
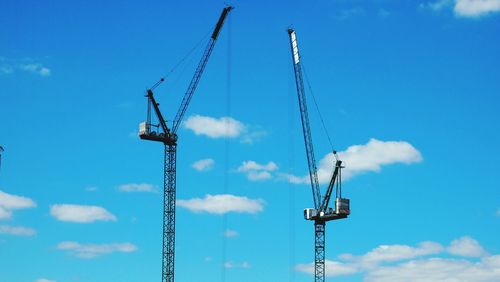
left=139, top=7, right=232, bottom=282
left=287, top=28, right=351, bottom=282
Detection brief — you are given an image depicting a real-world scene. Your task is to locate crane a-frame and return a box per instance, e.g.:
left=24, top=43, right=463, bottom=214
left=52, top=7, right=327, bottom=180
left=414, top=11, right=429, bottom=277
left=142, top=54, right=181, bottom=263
left=287, top=29, right=350, bottom=282
left=139, top=6, right=232, bottom=282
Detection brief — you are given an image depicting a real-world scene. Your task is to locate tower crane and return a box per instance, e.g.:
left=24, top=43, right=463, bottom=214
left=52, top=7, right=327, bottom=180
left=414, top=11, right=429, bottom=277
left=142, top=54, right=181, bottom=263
left=287, top=29, right=350, bottom=282
left=139, top=7, right=232, bottom=282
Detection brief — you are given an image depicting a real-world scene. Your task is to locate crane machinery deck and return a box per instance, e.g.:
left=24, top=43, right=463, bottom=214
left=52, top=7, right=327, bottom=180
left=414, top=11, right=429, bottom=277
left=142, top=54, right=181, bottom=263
left=287, top=28, right=351, bottom=282
left=139, top=6, right=232, bottom=282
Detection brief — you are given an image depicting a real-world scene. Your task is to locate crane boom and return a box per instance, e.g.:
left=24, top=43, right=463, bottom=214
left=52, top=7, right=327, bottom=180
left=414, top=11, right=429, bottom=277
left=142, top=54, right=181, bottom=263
left=287, top=28, right=322, bottom=210
left=171, top=6, right=232, bottom=134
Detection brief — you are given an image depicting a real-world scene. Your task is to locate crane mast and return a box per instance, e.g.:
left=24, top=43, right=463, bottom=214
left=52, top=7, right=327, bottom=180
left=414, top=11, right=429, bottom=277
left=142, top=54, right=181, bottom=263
left=287, top=28, right=350, bottom=282
left=139, top=7, right=232, bottom=282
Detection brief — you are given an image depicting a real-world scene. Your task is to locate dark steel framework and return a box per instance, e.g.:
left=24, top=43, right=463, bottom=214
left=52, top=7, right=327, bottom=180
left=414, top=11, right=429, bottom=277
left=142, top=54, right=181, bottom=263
left=140, top=7, right=232, bottom=282
left=287, top=28, right=349, bottom=282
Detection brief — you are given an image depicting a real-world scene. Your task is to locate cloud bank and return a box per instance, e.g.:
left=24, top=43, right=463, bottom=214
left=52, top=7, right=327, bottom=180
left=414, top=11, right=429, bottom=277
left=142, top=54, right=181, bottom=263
left=296, top=236, right=499, bottom=281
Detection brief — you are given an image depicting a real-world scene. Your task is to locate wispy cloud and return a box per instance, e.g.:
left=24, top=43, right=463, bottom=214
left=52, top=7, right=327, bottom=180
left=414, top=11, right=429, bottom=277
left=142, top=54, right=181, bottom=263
left=19, top=63, right=51, bottom=76
left=117, top=183, right=158, bottom=193
left=223, top=229, right=239, bottom=238
left=237, top=160, right=278, bottom=181
left=0, top=57, right=51, bottom=76
left=296, top=236, right=500, bottom=281
left=50, top=204, right=117, bottom=223
left=35, top=279, right=56, bottom=282
left=85, top=186, right=98, bottom=192
left=0, top=190, right=36, bottom=220
left=0, top=225, right=36, bottom=236
left=224, top=261, right=251, bottom=269
left=57, top=241, right=137, bottom=259
left=177, top=194, right=264, bottom=215
left=424, top=0, right=500, bottom=18
left=192, top=158, right=215, bottom=171
left=282, top=139, right=422, bottom=184
left=334, top=7, right=364, bottom=20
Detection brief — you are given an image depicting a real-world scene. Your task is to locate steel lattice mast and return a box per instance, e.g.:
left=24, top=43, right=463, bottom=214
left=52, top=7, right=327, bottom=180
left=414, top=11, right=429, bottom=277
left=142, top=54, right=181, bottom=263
left=139, top=7, right=232, bottom=282
left=287, top=28, right=350, bottom=282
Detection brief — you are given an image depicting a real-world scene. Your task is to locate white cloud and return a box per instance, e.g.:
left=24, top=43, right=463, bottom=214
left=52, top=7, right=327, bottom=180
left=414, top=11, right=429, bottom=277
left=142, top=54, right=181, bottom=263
left=247, top=171, right=272, bottom=181
left=192, top=158, right=215, bottom=171
left=237, top=161, right=278, bottom=172
left=50, top=204, right=117, bottom=223
left=296, top=237, right=500, bottom=281
left=237, top=161, right=278, bottom=181
left=0, top=190, right=37, bottom=210
left=296, top=260, right=359, bottom=277
left=224, top=261, right=251, bottom=269
left=57, top=241, right=137, bottom=259
left=448, top=236, right=487, bottom=257
left=425, top=0, right=500, bottom=17
left=35, top=279, right=56, bottom=282
left=118, top=183, right=157, bottom=193
left=455, top=0, right=500, bottom=17
left=184, top=115, right=245, bottom=138
left=177, top=194, right=264, bottom=215
left=19, top=63, right=51, bottom=76
left=184, top=115, right=266, bottom=144
left=223, top=229, right=239, bottom=238
left=0, top=190, right=36, bottom=220
left=284, top=139, right=422, bottom=184
left=0, top=225, right=36, bottom=236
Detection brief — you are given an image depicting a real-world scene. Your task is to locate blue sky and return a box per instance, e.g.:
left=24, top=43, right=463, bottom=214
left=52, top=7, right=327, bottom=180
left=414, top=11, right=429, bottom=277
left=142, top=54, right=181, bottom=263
left=1, top=0, right=500, bottom=281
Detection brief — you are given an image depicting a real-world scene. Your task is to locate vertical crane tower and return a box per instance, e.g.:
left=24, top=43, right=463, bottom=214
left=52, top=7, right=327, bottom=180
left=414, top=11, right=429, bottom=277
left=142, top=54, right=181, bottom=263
left=287, top=29, right=351, bottom=282
left=139, top=7, right=232, bottom=282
